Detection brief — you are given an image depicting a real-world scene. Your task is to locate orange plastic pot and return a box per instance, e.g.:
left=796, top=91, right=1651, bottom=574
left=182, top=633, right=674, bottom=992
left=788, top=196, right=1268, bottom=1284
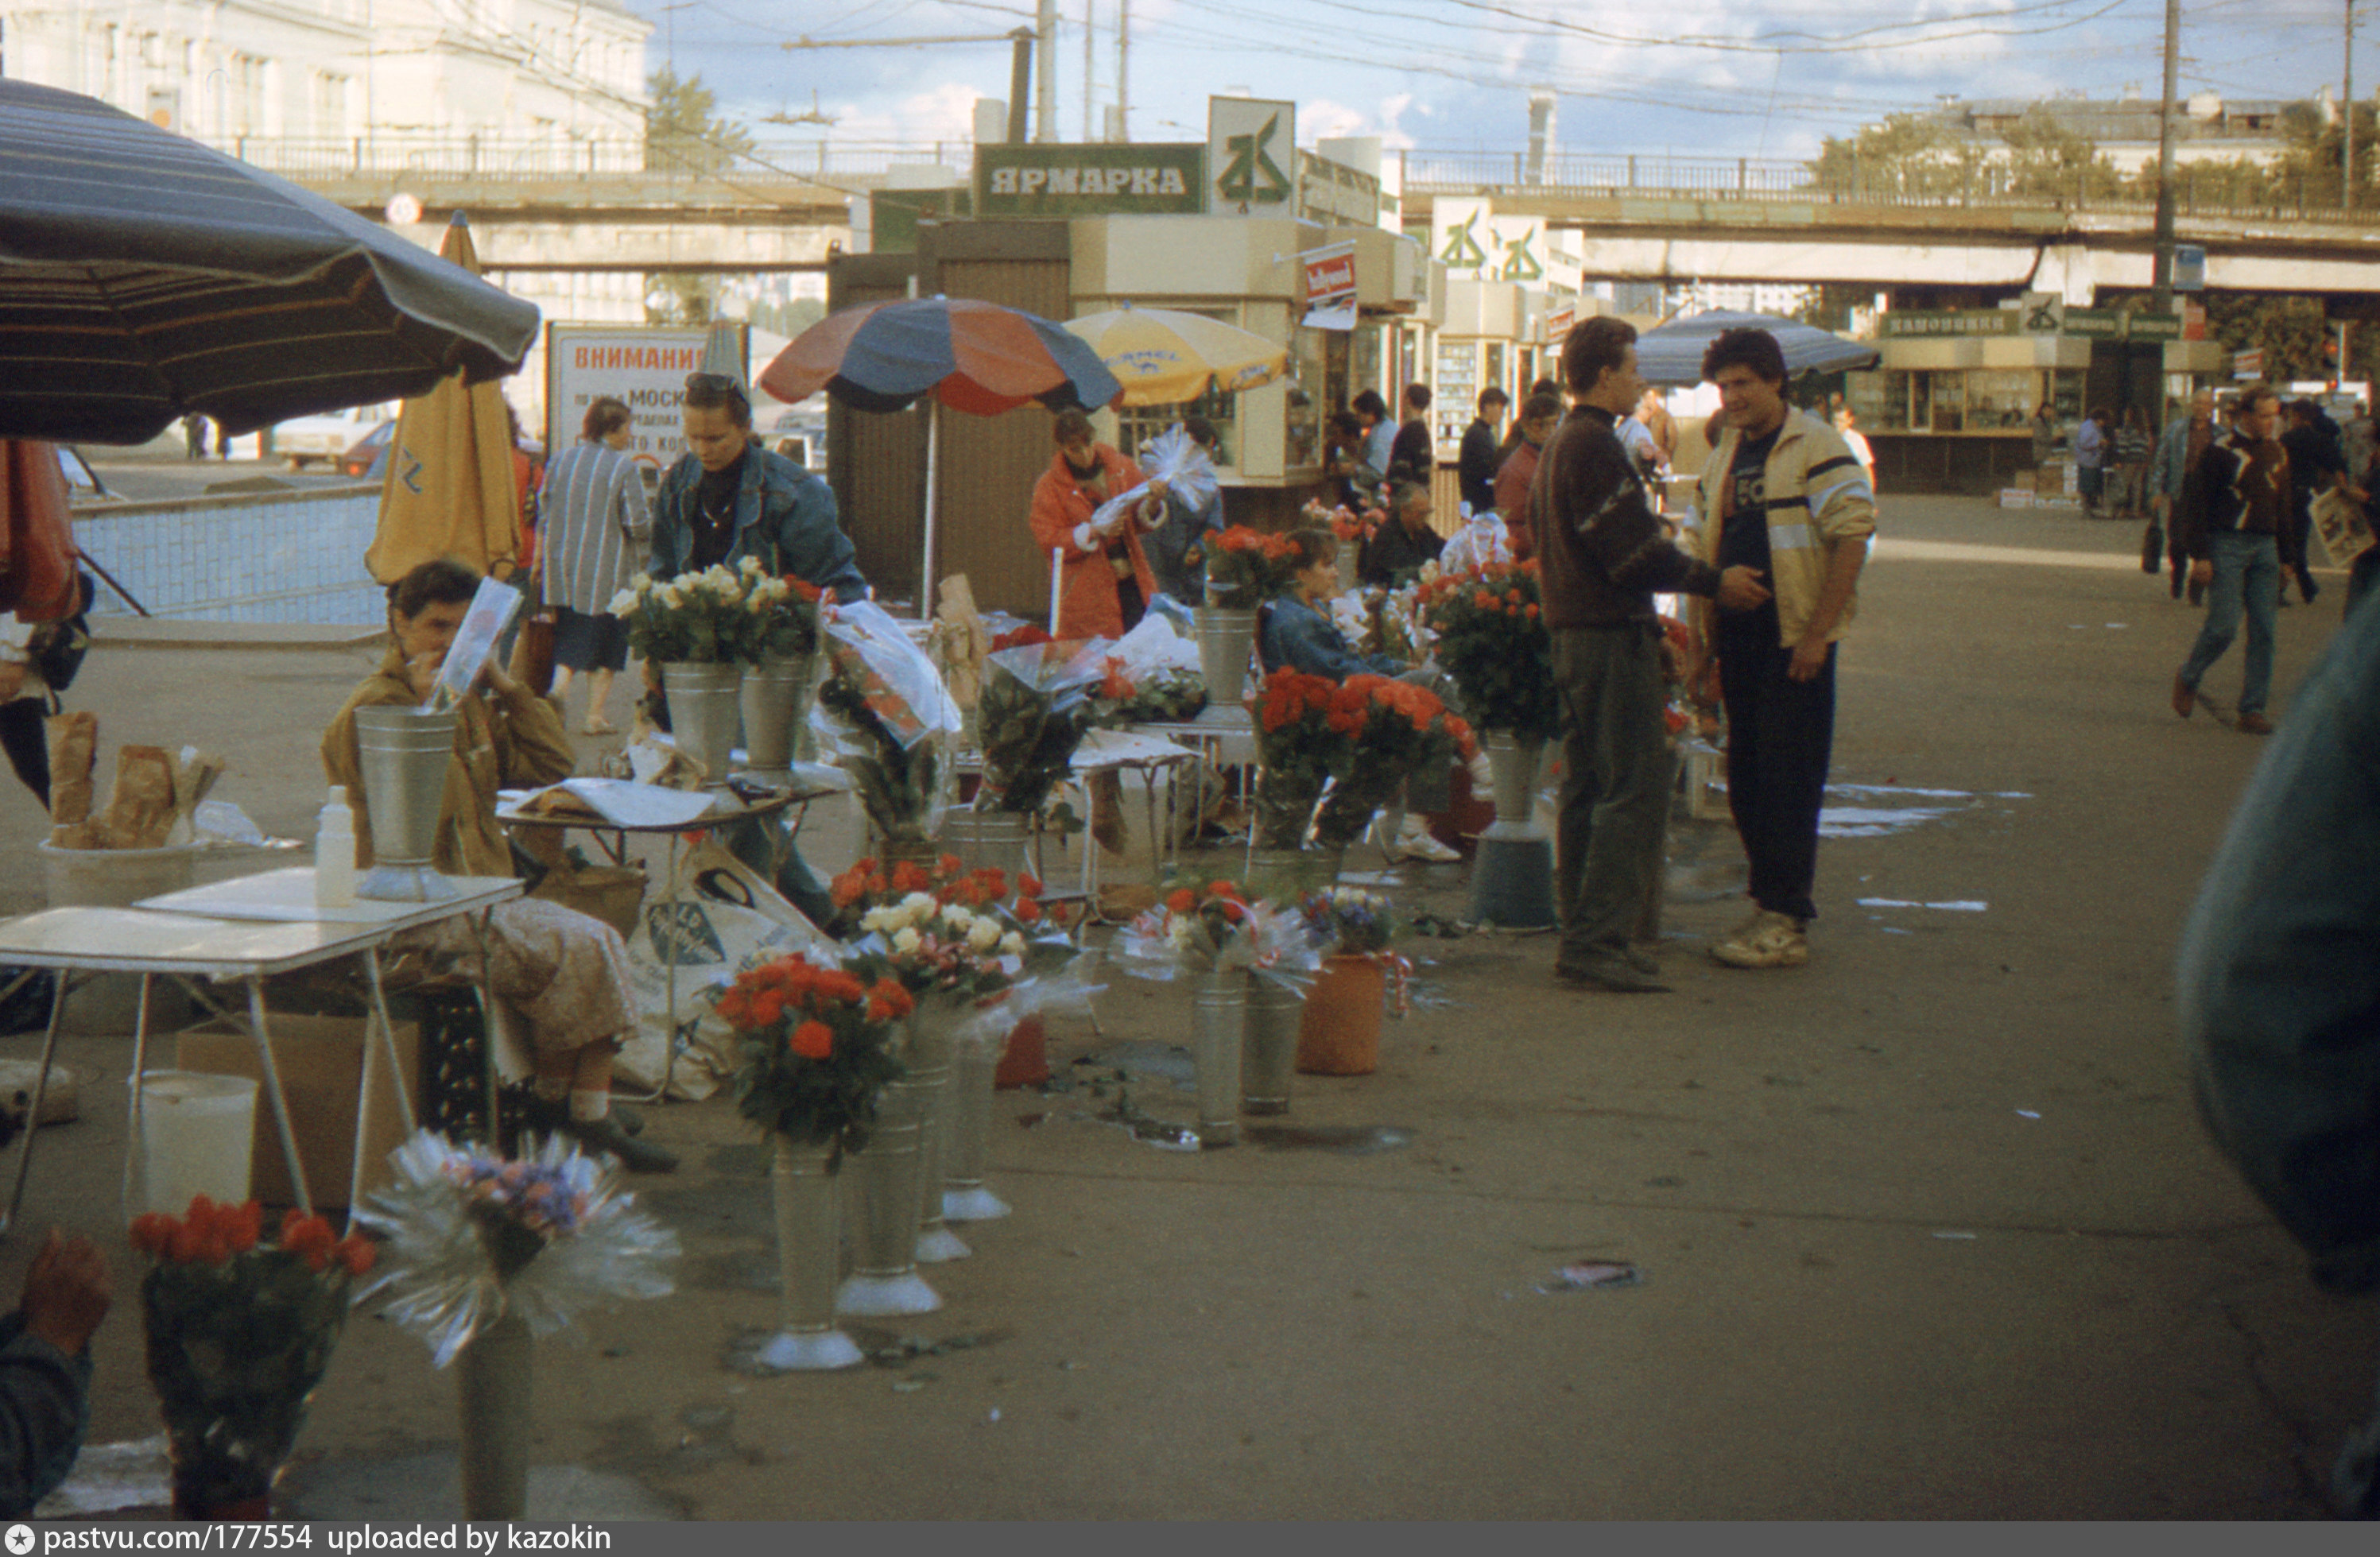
left=1296, top=955, right=1384, bottom=1075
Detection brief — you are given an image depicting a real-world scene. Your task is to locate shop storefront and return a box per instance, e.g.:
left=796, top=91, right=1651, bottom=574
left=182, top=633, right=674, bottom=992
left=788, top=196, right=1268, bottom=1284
left=1849, top=304, right=2228, bottom=494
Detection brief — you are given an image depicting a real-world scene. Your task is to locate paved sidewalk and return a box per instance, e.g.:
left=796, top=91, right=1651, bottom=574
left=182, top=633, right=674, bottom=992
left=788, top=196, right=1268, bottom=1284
left=2, top=495, right=2371, bottom=1518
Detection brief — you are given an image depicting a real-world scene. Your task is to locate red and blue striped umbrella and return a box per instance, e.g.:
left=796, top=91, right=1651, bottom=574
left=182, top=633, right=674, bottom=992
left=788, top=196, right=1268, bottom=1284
left=758, top=295, right=1121, bottom=416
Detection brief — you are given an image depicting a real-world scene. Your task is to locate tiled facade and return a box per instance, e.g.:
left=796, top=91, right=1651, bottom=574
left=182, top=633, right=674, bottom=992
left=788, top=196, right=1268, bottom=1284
left=75, top=486, right=386, bottom=625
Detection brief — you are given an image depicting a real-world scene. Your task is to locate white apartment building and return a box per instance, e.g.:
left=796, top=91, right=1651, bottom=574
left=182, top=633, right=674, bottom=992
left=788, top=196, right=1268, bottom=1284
left=0, top=0, right=649, bottom=168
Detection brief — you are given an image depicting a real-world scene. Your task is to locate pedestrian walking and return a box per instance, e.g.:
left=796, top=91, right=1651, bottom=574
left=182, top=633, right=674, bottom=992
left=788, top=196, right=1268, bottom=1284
left=1832, top=407, right=1877, bottom=497
left=2281, top=400, right=2357, bottom=606
left=180, top=414, right=207, bottom=459
left=2173, top=383, right=2290, bottom=736
left=1689, top=327, right=1876, bottom=970
left=2076, top=408, right=2110, bottom=517
left=2151, top=389, right=2217, bottom=602
left=538, top=396, right=652, bottom=735
left=2114, top=406, right=2153, bottom=517
left=1530, top=317, right=1768, bottom=994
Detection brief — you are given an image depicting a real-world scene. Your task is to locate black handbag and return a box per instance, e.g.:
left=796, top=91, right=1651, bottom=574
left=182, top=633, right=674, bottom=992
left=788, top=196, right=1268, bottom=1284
left=2140, top=519, right=2165, bottom=575
left=24, top=571, right=95, bottom=691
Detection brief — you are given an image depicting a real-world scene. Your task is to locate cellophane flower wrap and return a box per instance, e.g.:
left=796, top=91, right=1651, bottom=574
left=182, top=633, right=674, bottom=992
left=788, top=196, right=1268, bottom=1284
left=975, top=637, right=1112, bottom=815
left=813, top=598, right=961, bottom=844
left=848, top=870, right=1041, bottom=1006
left=1416, top=559, right=1560, bottom=741
left=715, top=950, right=913, bottom=1168
left=1312, top=676, right=1470, bottom=850
left=1252, top=667, right=1357, bottom=849
left=1140, top=424, right=1221, bottom=514
left=1090, top=659, right=1207, bottom=726
left=130, top=1197, right=376, bottom=1514
left=1114, top=878, right=1326, bottom=993
left=1438, top=502, right=1515, bottom=574
left=1204, top=525, right=1305, bottom=610
left=355, top=1133, right=680, bottom=1369
left=609, top=556, right=824, bottom=665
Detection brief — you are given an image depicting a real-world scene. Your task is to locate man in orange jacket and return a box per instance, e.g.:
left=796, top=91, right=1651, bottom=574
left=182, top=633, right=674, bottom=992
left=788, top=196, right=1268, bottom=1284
left=1030, top=406, right=1165, bottom=639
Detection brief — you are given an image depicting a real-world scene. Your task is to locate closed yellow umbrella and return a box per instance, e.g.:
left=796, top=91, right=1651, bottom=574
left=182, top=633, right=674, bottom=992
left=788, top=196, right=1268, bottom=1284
left=364, top=214, right=523, bottom=584
left=1060, top=304, right=1289, bottom=407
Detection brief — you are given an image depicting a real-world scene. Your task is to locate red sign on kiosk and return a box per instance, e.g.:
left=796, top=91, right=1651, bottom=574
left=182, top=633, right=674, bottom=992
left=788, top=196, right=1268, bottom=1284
left=1300, top=242, right=1358, bottom=331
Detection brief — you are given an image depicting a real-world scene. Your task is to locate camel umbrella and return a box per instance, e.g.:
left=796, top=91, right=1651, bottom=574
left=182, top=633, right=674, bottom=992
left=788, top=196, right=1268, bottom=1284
left=1060, top=303, right=1288, bottom=406
left=364, top=215, right=524, bottom=585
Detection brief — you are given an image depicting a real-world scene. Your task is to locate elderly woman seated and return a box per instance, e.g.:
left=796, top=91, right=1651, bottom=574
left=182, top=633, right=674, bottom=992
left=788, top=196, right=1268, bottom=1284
left=1258, top=528, right=1465, bottom=864
left=322, top=558, right=674, bottom=1173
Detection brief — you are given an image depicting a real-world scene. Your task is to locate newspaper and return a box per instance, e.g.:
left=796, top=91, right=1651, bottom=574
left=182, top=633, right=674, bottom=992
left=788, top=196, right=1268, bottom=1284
left=421, top=577, right=523, bottom=713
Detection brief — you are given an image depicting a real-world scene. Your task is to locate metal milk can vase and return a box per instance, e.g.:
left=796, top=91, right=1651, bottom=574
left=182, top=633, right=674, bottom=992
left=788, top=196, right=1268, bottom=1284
left=942, top=1040, right=1012, bottom=1222
left=456, top=1309, right=531, bottom=1520
left=1242, top=972, right=1303, bottom=1116
left=1194, top=606, right=1258, bottom=707
left=738, top=651, right=816, bottom=786
left=661, top=661, right=742, bottom=789
left=753, top=1133, right=864, bottom=1371
left=835, top=1018, right=942, bottom=1316
left=907, top=1004, right=969, bottom=1265
left=353, top=706, right=457, bottom=902
left=1188, top=968, right=1247, bottom=1148
left=1486, top=730, right=1545, bottom=829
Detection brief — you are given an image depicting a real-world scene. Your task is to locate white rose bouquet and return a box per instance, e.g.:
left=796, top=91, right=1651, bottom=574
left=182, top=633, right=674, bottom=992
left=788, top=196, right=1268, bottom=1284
left=608, top=556, right=826, bottom=665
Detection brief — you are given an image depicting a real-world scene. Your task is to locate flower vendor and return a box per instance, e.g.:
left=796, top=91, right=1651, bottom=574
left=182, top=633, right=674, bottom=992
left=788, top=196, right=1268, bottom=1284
left=1029, top=406, right=1165, bottom=639
left=323, top=559, right=675, bottom=1173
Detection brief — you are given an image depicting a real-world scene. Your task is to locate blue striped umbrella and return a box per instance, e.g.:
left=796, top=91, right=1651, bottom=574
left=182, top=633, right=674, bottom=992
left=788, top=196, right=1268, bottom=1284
left=1632, top=310, right=1880, bottom=387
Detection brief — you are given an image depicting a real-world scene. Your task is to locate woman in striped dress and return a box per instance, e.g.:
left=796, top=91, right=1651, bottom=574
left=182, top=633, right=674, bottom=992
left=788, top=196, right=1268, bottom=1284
left=537, top=397, right=653, bottom=734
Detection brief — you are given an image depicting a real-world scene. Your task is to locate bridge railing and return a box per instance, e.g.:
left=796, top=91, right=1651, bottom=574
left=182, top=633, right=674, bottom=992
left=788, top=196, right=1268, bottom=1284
left=1396, top=148, right=2380, bottom=222
left=207, top=134, right=975, bottom=187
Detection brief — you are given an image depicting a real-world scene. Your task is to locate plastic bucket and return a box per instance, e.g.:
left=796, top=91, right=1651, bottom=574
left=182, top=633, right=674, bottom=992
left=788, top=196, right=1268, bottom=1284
left=130, top=1070, right=258, bottom=1218
left=37, top=840, right=196, bottom=1036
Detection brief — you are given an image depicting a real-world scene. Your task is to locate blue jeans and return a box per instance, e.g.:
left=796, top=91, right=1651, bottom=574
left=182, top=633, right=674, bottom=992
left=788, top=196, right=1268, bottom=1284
left=2180, top=529, right=2280, bottom=716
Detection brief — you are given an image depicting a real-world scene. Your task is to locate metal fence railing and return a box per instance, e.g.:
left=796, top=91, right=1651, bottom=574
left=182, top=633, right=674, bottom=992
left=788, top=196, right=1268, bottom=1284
left=1395, top=147, right=2380, bottom=223
left=207, top=134, right=976, bottom=187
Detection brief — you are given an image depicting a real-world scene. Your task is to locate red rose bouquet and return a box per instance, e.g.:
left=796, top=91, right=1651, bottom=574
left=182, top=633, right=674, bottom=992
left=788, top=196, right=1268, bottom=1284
left=1252, top=667, right=1359, bottom=849
left=718, top=951, right=914, bottom=1167
left=1415, top=559, right=1560, bottom=740
left=1310, top=675, right=1467, bottom=850
left=1204, top=525, right=1307, bottom=609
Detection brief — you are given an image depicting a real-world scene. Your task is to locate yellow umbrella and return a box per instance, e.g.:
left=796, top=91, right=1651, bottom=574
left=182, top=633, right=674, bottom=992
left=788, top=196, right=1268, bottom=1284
left=1060, top=304, right=1289, bottom=407
left=364, top=214, right=524, bottom=584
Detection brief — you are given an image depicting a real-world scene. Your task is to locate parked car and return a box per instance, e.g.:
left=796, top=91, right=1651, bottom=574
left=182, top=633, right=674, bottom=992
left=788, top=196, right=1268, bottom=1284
left=273, top=403, right=394, bottom=469
left=339, top=420, right=396, bottom=478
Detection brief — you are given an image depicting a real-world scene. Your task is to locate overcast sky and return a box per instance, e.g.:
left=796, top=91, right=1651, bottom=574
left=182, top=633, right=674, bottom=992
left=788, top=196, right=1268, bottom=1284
left=625, top=0, right=2363, bottom=166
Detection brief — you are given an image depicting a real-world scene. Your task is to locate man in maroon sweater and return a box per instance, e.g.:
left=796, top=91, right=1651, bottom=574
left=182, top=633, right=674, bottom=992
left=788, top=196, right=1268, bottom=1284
left=1529, top=319, right=1769, bottom=993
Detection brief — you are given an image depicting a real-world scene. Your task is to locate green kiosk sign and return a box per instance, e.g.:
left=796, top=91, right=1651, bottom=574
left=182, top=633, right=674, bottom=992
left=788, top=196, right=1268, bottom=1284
left=975, top=144, right=1207, bottom=218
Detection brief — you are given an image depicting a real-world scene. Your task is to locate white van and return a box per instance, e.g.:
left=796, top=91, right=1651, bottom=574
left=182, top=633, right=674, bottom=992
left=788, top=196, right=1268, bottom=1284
left=273, top=402, right=396, bottom=469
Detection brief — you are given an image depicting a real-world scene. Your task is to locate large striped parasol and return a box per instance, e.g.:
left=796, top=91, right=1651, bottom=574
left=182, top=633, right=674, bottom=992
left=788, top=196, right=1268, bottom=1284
left=0, top=79, right=539, bottom=445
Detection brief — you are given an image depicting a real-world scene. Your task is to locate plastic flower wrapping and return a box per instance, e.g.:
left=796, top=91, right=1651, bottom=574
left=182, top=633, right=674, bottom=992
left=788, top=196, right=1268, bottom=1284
left=355, top=1132, right=681, bottom=1369
left=948, top=948, right=1107, bottom=1055
left=813, top=598, right=961, bottom=842
left=975, top=637, right=1114, bottom=815
left=1437, top=502, right=1515, bottom=575
left=1114, top=878, right=1325, bottom=993
left=1138, top=424, right=1221, bottom=514
left=1298, top=886, right=1414, bottom=1015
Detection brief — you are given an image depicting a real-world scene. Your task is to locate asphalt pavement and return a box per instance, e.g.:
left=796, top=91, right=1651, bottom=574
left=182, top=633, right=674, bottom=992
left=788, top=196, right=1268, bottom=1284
left=2, top=493, right=2370, bottom=1519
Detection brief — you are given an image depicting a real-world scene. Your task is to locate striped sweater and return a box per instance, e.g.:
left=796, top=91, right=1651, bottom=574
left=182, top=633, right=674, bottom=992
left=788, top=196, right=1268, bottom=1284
left=1691, top=410, right=1878, bottom=647
left=1530, top=404, right=1722, bottom=629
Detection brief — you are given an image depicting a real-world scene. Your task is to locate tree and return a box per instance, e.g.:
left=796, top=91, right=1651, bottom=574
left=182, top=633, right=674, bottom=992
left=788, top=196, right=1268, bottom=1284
left=1808, top=105, right=2122, bottom=203
left=645, top=66, right=755, bottom=179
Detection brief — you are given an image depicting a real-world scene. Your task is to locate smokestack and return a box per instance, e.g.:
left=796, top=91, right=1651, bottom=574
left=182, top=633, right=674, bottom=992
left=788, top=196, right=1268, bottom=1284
left=1527, top=89, right=1556, bottom=185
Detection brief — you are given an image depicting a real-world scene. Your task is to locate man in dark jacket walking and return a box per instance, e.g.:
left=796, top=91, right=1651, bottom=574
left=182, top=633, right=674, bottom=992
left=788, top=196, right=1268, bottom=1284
left=1529, top=318, right=1769, bottom=993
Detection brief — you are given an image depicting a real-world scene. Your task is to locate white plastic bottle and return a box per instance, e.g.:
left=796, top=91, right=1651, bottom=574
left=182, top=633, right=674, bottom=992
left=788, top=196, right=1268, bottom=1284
left=314, top=785, right=359, bottom=908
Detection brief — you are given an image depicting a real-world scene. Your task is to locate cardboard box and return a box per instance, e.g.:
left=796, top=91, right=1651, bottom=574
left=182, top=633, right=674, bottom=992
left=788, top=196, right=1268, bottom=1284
left=176, top=1013, right=419, bottom=1208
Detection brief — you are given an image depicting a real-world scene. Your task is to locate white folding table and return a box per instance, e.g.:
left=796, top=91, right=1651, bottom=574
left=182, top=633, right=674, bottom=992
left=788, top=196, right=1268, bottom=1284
left=0, top=870, right=519, bottom=1232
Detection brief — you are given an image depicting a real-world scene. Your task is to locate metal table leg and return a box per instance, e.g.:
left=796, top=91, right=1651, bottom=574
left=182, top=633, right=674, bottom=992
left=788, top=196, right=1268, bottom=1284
left=354, top=950, right=419, bottom=1218
left=2, top=972, right=72, bottom=1237
left=242, top=976, right=315, bottom=1216
left=120, top=974, right=153, bottom=1225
